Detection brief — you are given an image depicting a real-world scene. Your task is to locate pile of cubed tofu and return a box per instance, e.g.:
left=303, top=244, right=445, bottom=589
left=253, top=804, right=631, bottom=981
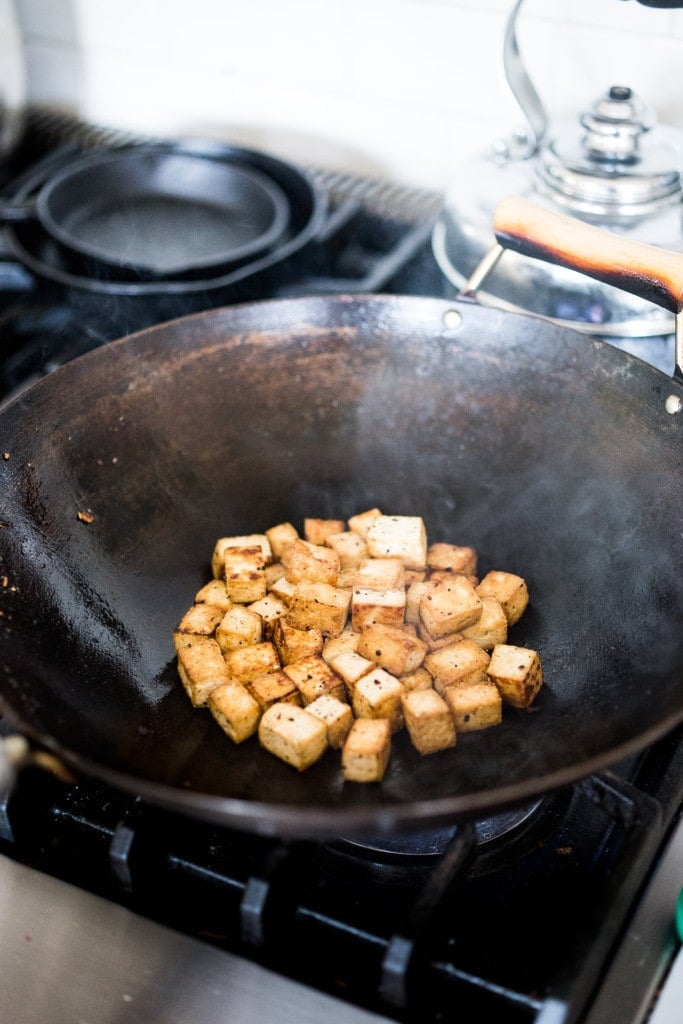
left=173, top=511, right=543, bottom=783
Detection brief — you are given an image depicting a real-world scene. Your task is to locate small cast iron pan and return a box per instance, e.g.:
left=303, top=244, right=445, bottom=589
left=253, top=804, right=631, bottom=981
left=0, top=146, right=291, bottom=279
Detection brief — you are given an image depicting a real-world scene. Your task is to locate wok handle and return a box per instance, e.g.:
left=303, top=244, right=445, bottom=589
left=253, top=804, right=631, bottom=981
left=469, top=195, right=683, bottom=380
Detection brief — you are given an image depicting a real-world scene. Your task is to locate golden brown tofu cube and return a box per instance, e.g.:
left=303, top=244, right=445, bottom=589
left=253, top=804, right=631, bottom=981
left=176, top=603, right=224, bottom=636
left=401, top=689, right=456, bottom=755
left=304, top=518, right=346, bottom=545
left=245, top=669, right=302, bottom=710
left=287, top=581, right=352, bottom=638
left=258, top=703, right=328, bottom=771
left=425, top=639, right=491, bottom=691
left=357, top=623, right=428, bottom=677
left=223, top=641, right=280, bottom=684
left=427, top=543, right=477, bottom=576
left=404, top=569, right=428, bottom=587
left=272, top=617, right=324, bottom=665
left=175, top=635, right=231, bottom=706
left=248, top=593, right=288, bottom=637
left=223, top=545, right=267, bottom=604
left=268, top=574, right=297, bottom=604
left=366, top=515, right=427, bottom=570
left=487, top=644, right=543, bottom=709
left=322, top=627, right=360, bottom=665
left=417, top=619, right=464, bottom=651
left=342, top=718, right=391, bottom=783
left=211, top=534, right=273, bottom=578
left=264, top=562, right=286, bottom=588
left=208, top=680, right=262, bottom=743
left=405, top=580, right=436, bottom=625
left=306, top=693, right=354, bottom=748
left=347, top=557, right=406, bottom=591
left=444, top=681, right=502, bottom=731
left=352, top=667, right=405, bottom=732
left=281, top=539, right=341, bottom=586
left=325, top=530, right=367, bottom=570
left=328, top=649, right=375, bottom=698
left=351, top=587, right=406, bottom=630
left=215, top=606, right=263, bottom=653
left=283, top=655, right=347, bottom=705
left=419, top=575, right=482, bottom=639
left=476, top=571, right=529, bottom=626
left=347, top=507, right=383, bottom=539
left=400, top=666, right=434, bottom=692
left=461, top=598, right=508, bottom=651
left=265, top=522, right=299, bottom=560
left=194, top=579, right=232, bottom=611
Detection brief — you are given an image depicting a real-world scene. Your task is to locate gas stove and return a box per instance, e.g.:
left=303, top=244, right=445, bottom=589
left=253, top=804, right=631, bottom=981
left=0, top=112, right=681, bottom=1024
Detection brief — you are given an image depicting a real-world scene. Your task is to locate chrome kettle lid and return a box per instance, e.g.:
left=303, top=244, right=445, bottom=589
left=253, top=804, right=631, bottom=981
left=536, top=85, right=682, bottom=219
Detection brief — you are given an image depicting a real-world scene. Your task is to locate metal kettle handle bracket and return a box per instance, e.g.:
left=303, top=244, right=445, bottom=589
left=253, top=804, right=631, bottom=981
left=462, top=195, right=683, bottom=384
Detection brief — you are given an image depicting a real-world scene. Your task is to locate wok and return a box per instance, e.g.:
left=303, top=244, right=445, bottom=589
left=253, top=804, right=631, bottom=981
left=0, top=145, right=291, bottom=279
left=0, top=198, right=681, bottom=838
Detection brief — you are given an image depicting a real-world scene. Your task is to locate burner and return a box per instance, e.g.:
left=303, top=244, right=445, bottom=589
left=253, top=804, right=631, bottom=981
left=325, top=793, right=566, bottom=887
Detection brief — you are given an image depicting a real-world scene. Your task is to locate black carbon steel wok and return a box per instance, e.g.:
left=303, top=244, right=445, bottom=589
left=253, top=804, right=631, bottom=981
left=0, top=205, right=681, bottom=838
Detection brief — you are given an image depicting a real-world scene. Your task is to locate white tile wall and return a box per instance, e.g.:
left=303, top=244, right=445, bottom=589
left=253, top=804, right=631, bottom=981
left=13, top=0, right=683, bottom=189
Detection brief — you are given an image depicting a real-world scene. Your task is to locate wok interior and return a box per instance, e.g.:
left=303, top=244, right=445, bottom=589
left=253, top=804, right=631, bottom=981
left=0, top=295, right=681, bottom=831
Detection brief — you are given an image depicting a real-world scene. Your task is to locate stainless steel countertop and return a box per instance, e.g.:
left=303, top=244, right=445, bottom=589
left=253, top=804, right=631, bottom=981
left=0, top=854, right=391, bottom=1024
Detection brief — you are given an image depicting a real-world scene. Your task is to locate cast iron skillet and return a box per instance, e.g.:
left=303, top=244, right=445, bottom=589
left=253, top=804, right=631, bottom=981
left=0, top=145, right=291, bottom=279
left=0, top=199, right=681, bottom=837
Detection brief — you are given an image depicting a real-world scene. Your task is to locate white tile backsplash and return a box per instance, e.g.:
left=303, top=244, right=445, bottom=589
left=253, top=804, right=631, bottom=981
left=14, top=0, right=683, bottom=189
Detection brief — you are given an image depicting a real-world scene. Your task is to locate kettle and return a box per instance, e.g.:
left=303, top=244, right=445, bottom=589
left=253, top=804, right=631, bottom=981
left=0, top=0, right=25, bottom=160
left=432, top=0, right=683, bottom=339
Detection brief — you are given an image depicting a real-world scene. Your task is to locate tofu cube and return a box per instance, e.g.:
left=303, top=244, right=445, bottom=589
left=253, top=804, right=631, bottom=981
left=342, top=718, right=391, bottom=783
left=175, top=635, right=231, bottom=706
left=264, top=562, right=286, bottom=587
left=272, top=617, right=324, bottom=665
left=487, top=645, right=543, bottom=709
left=281, top=539, right=340, bottom=586
left=283, top=655, right=347, bottom=705
left=400, top=666, right=434, bottom=692
left=351, top=587, right=406, bottom=630
left=419, top=575, right=482, bottom=638
left=325, top=530, right=367, bottom=570
left=347, top=507, right=382, bottom=539
left=352, top=667, right=405, bottom=732
left=265, top=521, right=299, bottom=560
left=268, top=574, right=297, bottom=604
left=176, top=603, right=224, bottom=636
left=208, top=680, right=262, bottom=743
left=223, top=545, right=267, bottom=604
left=405, top=580, right=436, bottom=624
left=304, top=518, right=346, bottom=545
left=211, top=534, right=272, bottom=578
left=427, top=543, right=478, bottom=576
left=461, top=598, right=508, bottom=650
left=246, top=670, right=302, bottom=710
left=287, top=581, right=352, bottom=638
left=248, top=593, right=288, bottom=637
left=328, top=649, right=375, bottom=698
left=366, top=515, right=427, bottom=570
left=444, top=681, right=502, bottom=731
left=476, top=571, right=529, bottom=626
left=322, top=628, right=360, bottom=665
left=401, top=689, right=456, bottom=755
left=223, top=641, right=280, bottom=684
left=357, top=623, right=427, bottom=677
left=346, top=557, right=406, bottom=591
left=425, top=639, right=491, bottom=691
left=215, top=606, right=262, bottom=653
left=306, top=693, right=354, bottom=748
left=194, top=579, right=232, bottom=611
left=258, top=703, right=328, bottom=771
